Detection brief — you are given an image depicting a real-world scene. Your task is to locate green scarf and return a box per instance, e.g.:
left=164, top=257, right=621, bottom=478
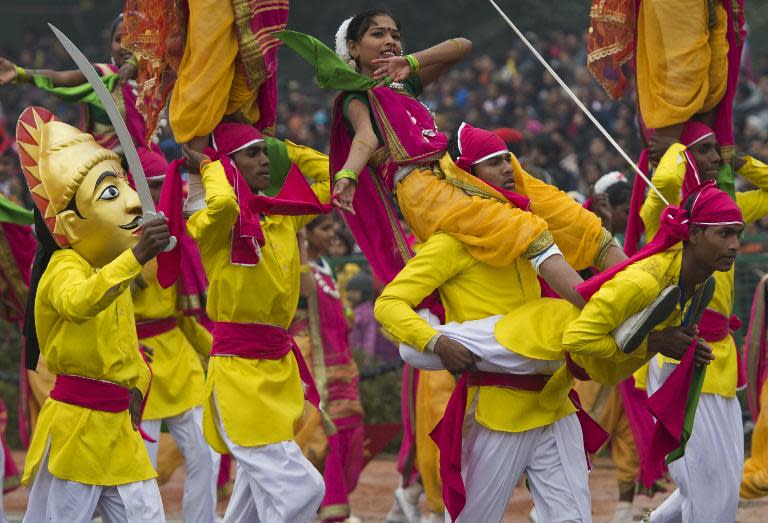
left=275, top=30, right=375, bottom=92
left=264, top=137, right=292, bottom=196
left=0, top=197, right=33, bottom=225
left=717, top=162, right=736, bottom=201
left=31, top=73, right=119, bottom=125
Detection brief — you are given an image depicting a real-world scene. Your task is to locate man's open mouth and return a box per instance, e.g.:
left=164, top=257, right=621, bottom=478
left=119, top=216, right=142, bottom=230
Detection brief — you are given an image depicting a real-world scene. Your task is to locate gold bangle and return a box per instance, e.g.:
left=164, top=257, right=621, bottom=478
left=404, top=53, right=420, bottom=73
left=14, top=65, right=28, bottom=83
left=299, top=263, right=311, bottom=274
left=452, top=38, right=465, bottom=59
left=353, top=138, right=375, bottom=154
left=334, top=169, right=359, bottom=184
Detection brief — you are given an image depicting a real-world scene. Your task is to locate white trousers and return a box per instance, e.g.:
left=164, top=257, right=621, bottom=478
left=647, top=356, right=744, bottom=523
left=212, top=390, right=325, bottom=523
left=141, top=407, right=220, bottom=523
left=400, top=315, right=562, bottom=375
left=454, top=413, right=592, bottom=523
left=23, top=444, right=165, bottom=523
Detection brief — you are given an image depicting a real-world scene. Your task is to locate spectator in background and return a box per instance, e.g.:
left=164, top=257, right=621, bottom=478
left=346, top=271, right=397, bottom=365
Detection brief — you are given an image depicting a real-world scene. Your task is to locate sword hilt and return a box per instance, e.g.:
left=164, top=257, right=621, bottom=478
left=142, top=210, right=177, bottom=253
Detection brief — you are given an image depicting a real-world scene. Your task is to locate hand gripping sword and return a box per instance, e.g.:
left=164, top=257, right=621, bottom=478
left=486, top=0, right=669, bottom=205
left=48, top=23, right=177, bottom=251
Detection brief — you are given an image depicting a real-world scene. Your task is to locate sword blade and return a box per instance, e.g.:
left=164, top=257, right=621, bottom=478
left=486, top=0, right=668, bottom=206
left=48, top=23, right=157, bottom=216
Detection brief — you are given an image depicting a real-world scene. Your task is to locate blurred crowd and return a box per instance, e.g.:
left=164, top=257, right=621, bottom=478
left=3, top=27, right=768, bottom=301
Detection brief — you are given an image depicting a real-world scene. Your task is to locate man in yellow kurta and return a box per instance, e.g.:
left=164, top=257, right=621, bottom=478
left=185, top=121, right=330, bottom=522
left=374, top=124, right=633, bottom=522
left=637, top=124, right=768, bottom=522
left=379, top=181, right=741, bottom=522
left=16, top=106, right=171, bottom=521
left=129, top=150, right=219, bottom=523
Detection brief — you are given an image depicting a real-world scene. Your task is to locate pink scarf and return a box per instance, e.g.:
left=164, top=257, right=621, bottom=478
left=210, top=122, right=332, bottom=265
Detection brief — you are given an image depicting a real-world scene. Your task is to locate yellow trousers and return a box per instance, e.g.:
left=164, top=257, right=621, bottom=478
left=415, top=369, right=455, bottom=513
left=636, top=0, right=728, bottom=129
left=742, top=383, right=768, bottom=498
left=170, top=0, right=261, bottom=142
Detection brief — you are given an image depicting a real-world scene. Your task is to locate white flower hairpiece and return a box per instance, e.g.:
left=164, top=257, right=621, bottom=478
left=335, top=16, right=354, bottom=67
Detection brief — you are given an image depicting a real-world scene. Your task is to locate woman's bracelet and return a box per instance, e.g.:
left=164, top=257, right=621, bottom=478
left=451, top=38, right=466, bottom=59
left=404, top=53, right=420, bottom=74
left=353, top=138, right=376, bottom=154
left=334, top=169, right=359, bottom=184
left=14, top=65, right=28, bottom=83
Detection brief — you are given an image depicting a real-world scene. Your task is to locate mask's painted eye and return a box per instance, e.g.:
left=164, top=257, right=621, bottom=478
left=99, top=185, right=119, bottom=201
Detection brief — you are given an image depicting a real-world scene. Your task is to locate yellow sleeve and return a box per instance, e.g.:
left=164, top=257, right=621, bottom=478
left=374, top=233, right=474, bottom=351
left=187, top=160, right=240, bottom=247
left=286, top=141, right=331, bottom=230
left=562, top=268, right=659, bottom=360
left=285, top=140, right=330, bottom=184
left=512, top=156, right=608, bottom=270
left=640, top=143, right=686, bottom=241
left=46, top=249, right=142, bottom=324
left=177, top=314, right=213, bottom=358
left=736, top=156, right=768, bottom=224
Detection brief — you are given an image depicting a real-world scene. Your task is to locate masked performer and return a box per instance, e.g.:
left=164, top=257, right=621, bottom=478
left=635, top=123, right=768, bottom=523
left=184, top=121, right=331, bottom=522
left=16, top=106, right=170, bottom=521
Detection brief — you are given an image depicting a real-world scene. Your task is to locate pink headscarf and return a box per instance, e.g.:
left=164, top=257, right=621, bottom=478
left=208, top=122, right=332, bottom=265
left=578, top=181, right=742, bottom=300
left=138, top=148, right=170, bottom=180
left=454, top=122, right=509, bottom=173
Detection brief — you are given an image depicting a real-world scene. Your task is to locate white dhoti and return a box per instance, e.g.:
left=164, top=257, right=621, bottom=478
left=23, top=444, right=165, bottom=523
left=212, top=390, right=325, bottom=523
left=141, top=406, right=220, bottom=523
left=456, top=412, right=592, bottom=523
left=399, top=315, right=562, bottom=375
left=401, top=315, right=589, bottom=523
left=647, top=356, right=744, bottom=523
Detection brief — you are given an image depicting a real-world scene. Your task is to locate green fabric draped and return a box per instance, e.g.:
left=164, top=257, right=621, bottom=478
left=31, top=73, right=119, bottom=125
left=264, top=137, right=292, bottom=196
left=0, top=197, right=33, bottom=225
left=275, top=30, right=375, bottom=92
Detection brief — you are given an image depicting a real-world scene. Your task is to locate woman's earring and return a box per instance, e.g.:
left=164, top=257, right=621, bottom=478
left=348, top=58, right=357, bottom=68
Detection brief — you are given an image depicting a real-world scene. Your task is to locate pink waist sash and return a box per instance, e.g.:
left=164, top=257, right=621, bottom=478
left=698, top=308, right=742, bottom=342
left=51, top=374, right=130, bottom=412
left=211, top=322, right=320, bottom=408
left=136, top=317, right=178, bottom=340
left=430, top=370, right=608, bottom=521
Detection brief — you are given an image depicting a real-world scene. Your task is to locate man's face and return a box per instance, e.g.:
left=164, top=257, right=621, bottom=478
left=61, top=159, right=143, bottom=267
left=473, top=153, right=515, bottom=192
left=611, top=201, right=630, bottom=236
left=231, top=143, right=270, bottom=193
left=689, top=224, right=743, bottom=273
left=689, top=136, right=721, bottom=182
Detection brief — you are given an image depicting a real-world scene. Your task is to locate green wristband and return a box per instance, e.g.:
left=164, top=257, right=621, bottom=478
left=334, top=169, right=359, bottom=184
left=14, top=65, right=28, bottom=83
left=404, top=54, right=420, bottom=73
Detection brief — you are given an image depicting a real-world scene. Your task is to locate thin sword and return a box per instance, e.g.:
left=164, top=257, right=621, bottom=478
left=487, top=0, right=669, bottom=205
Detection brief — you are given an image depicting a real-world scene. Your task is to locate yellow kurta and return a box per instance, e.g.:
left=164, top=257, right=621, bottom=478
left=133, top=266, right=211, bottom=421
left=640, top=148, right=768, bottom=396
left=636, top=0, right=728, bottom=129
left=187, top=159, right=329, bottom=453
left=23, top=248, right=155, bottom=486
left=375, top=232, right=576, bottom=434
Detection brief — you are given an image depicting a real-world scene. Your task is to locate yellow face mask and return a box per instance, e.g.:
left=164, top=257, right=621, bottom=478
left=58, top=160, right=143, bottom=268
left=16, top=107, right=144, bottom=268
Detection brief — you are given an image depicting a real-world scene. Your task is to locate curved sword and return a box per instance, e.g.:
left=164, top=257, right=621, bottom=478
left=48, top=23, right=176, bottom=250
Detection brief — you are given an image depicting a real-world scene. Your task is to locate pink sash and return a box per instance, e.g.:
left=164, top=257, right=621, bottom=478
left=211, top=322, right=320, bottom=409
left=136, top=317, right=178, bottom=340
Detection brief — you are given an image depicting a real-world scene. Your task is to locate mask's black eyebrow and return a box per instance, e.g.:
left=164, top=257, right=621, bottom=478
left=93, top=171, right=117, bottom=196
